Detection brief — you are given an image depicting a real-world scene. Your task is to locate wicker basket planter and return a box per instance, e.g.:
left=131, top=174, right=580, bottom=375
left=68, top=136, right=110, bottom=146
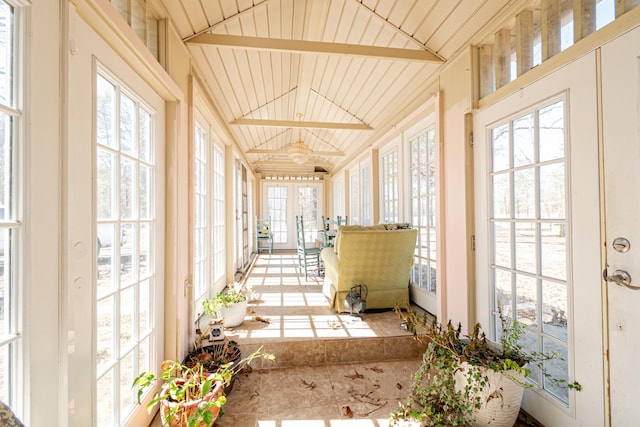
left=454, top=362, right=526, bottom=427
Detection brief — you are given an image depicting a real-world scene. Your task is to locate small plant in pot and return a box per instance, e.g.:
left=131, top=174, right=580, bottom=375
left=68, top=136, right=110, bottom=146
left=202, top=283, right=249, bottom=328
left=390, top=307, right=581, bottom=427
left=133, top=346, right=274, bottom=427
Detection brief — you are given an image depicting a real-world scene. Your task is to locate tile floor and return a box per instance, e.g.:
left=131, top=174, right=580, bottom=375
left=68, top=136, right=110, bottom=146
left=149, top=252, right=542, bottom=427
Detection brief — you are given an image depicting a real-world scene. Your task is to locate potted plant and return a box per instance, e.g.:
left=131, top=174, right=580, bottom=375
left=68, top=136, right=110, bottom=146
left=182, top=340, right=243, bottom=393
left=390, top=307, right=581, bottom=427
left=133, top=346, right=274, bottom=427
left=202, top=283, right=249, bottom=328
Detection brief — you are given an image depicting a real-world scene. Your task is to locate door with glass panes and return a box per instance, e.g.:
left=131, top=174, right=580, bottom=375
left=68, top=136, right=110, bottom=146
left=67, top=50, right=165, bottom=426
left=263, top=182, right=322, bottom=251
left=474, top=52, right=604, bottom=426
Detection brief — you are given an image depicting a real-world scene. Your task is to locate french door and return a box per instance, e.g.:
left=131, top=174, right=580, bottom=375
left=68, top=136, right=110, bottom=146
left=262, top=182, right=322, bottom=250
left=601, top=25, right=640, bottom=426
left=67, top=37, right=165, bottom=426
left=474, top=53, right=604, bottom=426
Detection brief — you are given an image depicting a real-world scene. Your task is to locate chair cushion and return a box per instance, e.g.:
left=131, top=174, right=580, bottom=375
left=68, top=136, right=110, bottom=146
left=0, top=401, right=24, bottom=427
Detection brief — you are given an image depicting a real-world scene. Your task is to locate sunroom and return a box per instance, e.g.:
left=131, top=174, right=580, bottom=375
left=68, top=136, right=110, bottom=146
left=2, top=0, right=639, bottom=426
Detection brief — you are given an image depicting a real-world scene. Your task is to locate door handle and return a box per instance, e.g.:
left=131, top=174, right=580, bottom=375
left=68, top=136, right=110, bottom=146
left=603, top=268, right=640, bottom=290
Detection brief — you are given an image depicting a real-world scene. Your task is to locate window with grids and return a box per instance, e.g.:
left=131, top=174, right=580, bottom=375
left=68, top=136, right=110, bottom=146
left=193, top=123, right=225, bottom=312
left=0, top=0, right=21, bottom=414
left=349, top=170, right=359, bottom=224
left=95, top=70, right=156, bottom=426
left=361, top=164, right=371, bottom=225
left=193, top=123, right=208, bottom=302
left=297, top=186, right=319, bottom=243
left=267, top=186, right=287, bottom=244
left=409, top=129, right=437, bottom=294
left=381, top=149, right=399, bottom=223
left=489, top=99, right=570, bottom=404
left=333, top=177, right=345, bottom=218
left=212, top=144, right=225, bottom=283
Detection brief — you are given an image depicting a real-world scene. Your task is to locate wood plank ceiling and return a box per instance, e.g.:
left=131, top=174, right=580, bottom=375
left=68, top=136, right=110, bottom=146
left=163, top=0, right=513, bottom=174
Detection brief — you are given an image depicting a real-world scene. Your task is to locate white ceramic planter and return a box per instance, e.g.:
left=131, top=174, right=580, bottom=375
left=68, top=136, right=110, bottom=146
left=454, top=362, right=526, bottom=427
left=220, top=300, right=248, bottom=327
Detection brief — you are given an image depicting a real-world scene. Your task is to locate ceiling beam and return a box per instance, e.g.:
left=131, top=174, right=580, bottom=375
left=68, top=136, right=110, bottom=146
left=187, top=34, right=445, bottom=63
left=231, top=118, right=372, bottom=130
left=247, top=149, right=345, bottom=156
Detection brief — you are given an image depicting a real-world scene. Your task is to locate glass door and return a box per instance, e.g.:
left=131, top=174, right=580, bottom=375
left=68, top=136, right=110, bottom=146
left=93, top=67, right=165, bottom=427
left=263, top=182, right=322, bottom=250
left=474, top=52, right=604, bottom=426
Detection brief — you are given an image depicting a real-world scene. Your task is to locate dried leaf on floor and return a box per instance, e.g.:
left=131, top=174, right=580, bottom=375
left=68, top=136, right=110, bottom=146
left=342, top=406, right=353, bottom=418
left=301, top=378, right=316, bottom=389
left=344, top=369, right=364, bottom=380
left=255, top=316, right=270, bottom=323
left=327, top=320, right=339, bottom=329
left=396, top=383, right=403, bottom=390
left=367, top=366, right=384, bottom=373
left=250, top=387, right=260, bottom=399
left=356, top=404, right=388, bottom=417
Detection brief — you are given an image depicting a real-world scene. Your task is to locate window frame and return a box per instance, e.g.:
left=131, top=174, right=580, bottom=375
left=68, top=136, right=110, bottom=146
left=0, top=0, right=24, bottom=416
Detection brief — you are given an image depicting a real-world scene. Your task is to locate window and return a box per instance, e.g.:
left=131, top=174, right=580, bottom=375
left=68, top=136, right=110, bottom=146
left=361, top=163, right=371, bottom=225
left=193, top=123, right=208, bottom=303
left=381, top=149, right=399, bottom=223
left=0, top=0, right=21, bottom=414
left=212, top=144, right=225, bottom=283
left=333, top=177, right=345, bottom=219
left=410, top=129, right=437, bottom=294
left=297, top=186, right=319, bottom=243
left=110, top=0, right=158, bottom=59
left=595, top=0, right=615, bottom=29
left=193, top=121, right=225, bottom=311
left=267, top=186, right=288, bottom=244
left=349, top=170, right=359, bottom=224
left=95, top=70, right=157, bottom=425
left=489, top=99, right=570, bottom=404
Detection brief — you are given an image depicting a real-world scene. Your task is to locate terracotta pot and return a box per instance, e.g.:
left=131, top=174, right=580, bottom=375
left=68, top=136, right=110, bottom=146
left=220, top=300, right=248, bottom=327
left=159, top=380, right=224, bottom=427
left=454, top=362, right=526, bottom=427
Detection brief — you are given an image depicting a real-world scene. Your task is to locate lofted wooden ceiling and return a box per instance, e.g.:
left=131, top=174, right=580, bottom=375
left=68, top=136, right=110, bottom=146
left=162, top=0, right=513, bottom=174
